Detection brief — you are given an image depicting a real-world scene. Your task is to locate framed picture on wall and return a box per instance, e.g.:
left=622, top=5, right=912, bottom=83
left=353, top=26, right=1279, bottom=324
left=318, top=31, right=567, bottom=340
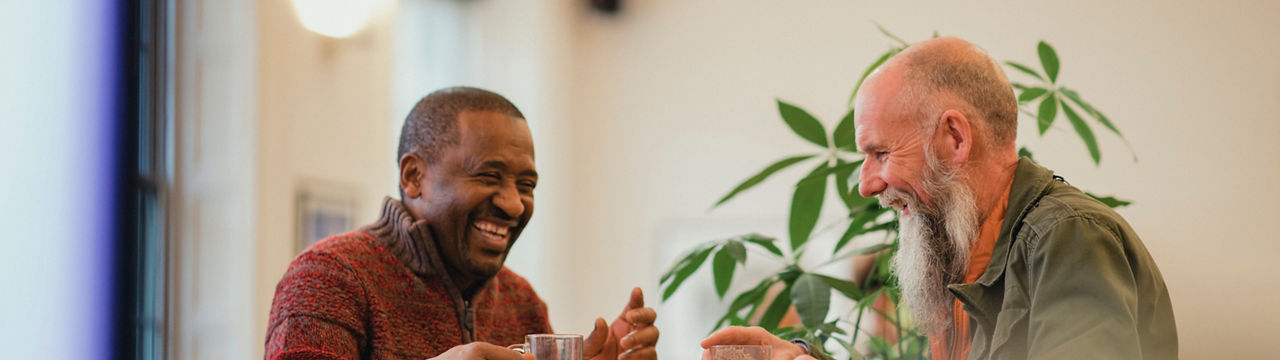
left=295, top=181, right=357, bottom=253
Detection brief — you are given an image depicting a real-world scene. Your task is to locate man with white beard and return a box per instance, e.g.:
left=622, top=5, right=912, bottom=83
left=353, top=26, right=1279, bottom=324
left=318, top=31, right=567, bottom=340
left=701, top=37, right=1178, bottom=360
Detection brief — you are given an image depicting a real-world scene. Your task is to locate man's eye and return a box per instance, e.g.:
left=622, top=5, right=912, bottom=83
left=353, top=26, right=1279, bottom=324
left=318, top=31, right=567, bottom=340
left=518, top=181, right=537, bottom=190
left=875, top=152, right=888, bottom=161
left=478, top=173, right=501, bottom=181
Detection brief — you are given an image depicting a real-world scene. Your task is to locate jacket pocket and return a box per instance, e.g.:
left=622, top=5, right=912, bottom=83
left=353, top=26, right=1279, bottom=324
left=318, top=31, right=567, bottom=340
left=989, top=307, right=1027, bottom=359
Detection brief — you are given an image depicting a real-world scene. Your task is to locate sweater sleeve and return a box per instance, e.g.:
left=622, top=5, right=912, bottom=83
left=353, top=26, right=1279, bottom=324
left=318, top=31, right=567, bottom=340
left=265, top=250, right=369, bottom=360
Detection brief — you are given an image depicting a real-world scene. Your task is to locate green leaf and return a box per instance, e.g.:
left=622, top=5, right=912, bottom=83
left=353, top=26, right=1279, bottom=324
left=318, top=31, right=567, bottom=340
left=1060, top=87, right=1122, bottom=137
left=661, top=246, right=715, bottom=301
left=1038, top=41, right=1061, bottom=83
left=1037, top=93, right=1058, bottom=135
left=742, top=234, right=784, bottom=257
left=759, top=283, right=793, bottom=330
left=818, top=321, right=846, bottom=335
left=875, top=23, right=909, bottom=47
left=777, top=100, right=829, bottom=148
left=875, top=250, right=894, bottom=284
left=825, top=238, right=894, bottom=275
left=1060, top=99, right=1101, bottom=165
left=850, top=242, right=892, bottom=256
left=723, top=239, right=747, bottom=264
left=903, top=335, right=923, bottom=357
left=834, top=216, right=862, bottom=255
left=862, top=220, right=898, bottom=235
left=884, top=283, right=900, bottom=304
left=769, top=327, right=803, bottom=342
left=835, top=159, right=859, bottom=210
left=834, top=206, right=883, bottom=253
left=796, top=159, right=860, bottom=187
left=1017, top=87, right=1049, bottom=104
left=659, top=244, right=708, bottom=284
left=1004, top=61, right=1045, bottom=82
left=869, top=336, right=892, bottom=356
left=1087, top=192, right=1133, bottom=208
left=711, top=247, right=737, bottom=298
left=792, top=273, right=832, bottom=329
left=789, top=163, right=829, bottom=251
left=731, top=278, right=775, bottom=312
left=847, top=185, right=879, bottom=211
left=1061, top=87, right=1138, bottom=163
left=832, top=107, right=857, bottom=151
left=817, top=274, right=864, bottom=300
left=713, top=154, right=817, bottom=208
left=714, top=277, right=778, bottom=331
left=779, top=265, right=804, bottom=282
left=1018, top=146, right=1035, bottom=161
left=849, top=49, right=899, bottom=107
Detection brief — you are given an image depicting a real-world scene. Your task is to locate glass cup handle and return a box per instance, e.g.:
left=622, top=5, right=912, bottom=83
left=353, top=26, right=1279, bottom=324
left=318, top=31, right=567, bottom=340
left=507, top=344, right=527, bottom=354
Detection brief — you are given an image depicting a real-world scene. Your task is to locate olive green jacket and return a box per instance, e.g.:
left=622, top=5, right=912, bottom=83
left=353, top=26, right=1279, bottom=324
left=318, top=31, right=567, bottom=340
left=948, top=158, right=1178, bottom=359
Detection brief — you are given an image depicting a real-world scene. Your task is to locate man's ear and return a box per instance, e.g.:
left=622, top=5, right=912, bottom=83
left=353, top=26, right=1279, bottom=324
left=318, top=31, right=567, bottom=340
left=938, top=109, right=973, bottom=164
left=399, top=153, right=427, bottom=199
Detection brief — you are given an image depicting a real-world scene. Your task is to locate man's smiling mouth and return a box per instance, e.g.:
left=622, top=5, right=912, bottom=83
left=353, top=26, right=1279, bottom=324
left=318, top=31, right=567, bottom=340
left=472, top=220, right=512, bottom=252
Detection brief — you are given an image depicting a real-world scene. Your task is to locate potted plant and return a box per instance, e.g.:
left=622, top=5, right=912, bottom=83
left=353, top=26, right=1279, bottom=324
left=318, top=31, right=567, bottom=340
left=659, top=29, right=1134, bottom=359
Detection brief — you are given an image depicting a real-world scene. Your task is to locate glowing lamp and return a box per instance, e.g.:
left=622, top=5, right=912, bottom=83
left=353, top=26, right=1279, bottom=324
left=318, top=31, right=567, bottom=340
left=291, top=0, right=391, bottom=38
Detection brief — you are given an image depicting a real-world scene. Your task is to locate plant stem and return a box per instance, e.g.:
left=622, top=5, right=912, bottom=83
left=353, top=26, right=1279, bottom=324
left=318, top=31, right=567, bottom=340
left=896, top=303, right=904, bottom=357
left=850, top=301, right=867, bottom=349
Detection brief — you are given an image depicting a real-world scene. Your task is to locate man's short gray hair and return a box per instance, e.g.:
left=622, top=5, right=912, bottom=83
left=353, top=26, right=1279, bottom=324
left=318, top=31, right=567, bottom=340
left=899, top=43, right=1018, bottom=146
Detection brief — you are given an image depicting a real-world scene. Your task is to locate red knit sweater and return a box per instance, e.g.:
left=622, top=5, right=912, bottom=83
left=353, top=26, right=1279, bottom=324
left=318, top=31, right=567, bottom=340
left=265, top=198, right=553, bottom=359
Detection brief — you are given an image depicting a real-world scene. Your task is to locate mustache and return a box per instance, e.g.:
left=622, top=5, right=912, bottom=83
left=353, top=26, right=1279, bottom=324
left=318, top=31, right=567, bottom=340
left=878, top=187, right=908, bottom=209
left=878, top=186, right=925, bottom=216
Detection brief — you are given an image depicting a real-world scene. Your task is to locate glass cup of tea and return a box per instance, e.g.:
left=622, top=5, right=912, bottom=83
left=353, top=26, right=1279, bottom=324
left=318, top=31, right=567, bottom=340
left=507, top=334, right=584, bottom=360
left=709, top=344, right=772, bottom=360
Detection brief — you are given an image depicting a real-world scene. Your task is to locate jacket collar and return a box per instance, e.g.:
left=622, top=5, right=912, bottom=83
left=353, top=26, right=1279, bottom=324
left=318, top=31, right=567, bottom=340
left=976, top=157, right=1056, bottom=286
left=949, top=158, right=1056, bottom=318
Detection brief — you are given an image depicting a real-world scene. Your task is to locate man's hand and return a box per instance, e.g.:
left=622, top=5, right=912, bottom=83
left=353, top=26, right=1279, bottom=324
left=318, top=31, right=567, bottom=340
left=700, top=326, right=807, bottom=360
left=430, top=342, right=533, bottom=360
left=585, top=287, right=659, bottom=360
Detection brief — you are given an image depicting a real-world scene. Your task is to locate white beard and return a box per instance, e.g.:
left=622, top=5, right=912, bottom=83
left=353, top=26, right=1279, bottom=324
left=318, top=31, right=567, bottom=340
left=882, top=149, right=980, bottom=334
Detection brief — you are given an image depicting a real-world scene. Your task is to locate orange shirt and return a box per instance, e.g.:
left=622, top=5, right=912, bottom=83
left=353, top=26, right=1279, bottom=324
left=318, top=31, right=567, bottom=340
left=929, top=180, right=1012, bottom=360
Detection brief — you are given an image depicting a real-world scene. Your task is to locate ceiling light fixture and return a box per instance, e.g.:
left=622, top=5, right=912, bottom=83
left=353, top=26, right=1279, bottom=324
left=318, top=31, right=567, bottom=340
left=291, top=0, right=392, bottom=38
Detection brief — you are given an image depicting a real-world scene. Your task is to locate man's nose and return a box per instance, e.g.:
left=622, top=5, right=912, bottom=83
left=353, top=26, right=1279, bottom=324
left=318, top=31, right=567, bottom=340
left=858, top=160, right=885, bottom=198
left=492, top=183, right=525, bottom=218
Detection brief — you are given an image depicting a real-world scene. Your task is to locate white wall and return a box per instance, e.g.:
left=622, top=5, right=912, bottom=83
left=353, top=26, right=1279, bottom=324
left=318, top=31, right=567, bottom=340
left=560, top=0, right=1280, bottom=358
left=253, top=1, right=399, bottom=359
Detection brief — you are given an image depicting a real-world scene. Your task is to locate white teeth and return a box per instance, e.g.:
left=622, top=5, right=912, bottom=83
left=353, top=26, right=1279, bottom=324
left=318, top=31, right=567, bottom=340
left=474, top=221, right=509, bottom=237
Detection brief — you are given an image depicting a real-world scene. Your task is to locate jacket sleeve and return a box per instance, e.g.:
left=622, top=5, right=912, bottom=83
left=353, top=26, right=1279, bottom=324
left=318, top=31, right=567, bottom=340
left=1024, top=215, right=1143, bottom=359
left=790, top=339, right=836, bottom=360
left=265, top=250, right=368, bottom=360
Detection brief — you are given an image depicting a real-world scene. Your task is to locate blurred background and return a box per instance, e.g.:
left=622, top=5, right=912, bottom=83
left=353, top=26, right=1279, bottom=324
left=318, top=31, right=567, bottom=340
left=2, top=0, right=1278, bottom=358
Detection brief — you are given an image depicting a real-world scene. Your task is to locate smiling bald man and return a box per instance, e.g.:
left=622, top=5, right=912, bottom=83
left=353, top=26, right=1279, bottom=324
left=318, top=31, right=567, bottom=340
left=701, top=38, right=1177, bottom=360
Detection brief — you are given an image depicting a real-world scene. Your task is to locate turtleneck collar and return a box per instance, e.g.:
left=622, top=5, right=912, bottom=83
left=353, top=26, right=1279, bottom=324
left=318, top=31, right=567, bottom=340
left=362, top=197, right=448, bottom=278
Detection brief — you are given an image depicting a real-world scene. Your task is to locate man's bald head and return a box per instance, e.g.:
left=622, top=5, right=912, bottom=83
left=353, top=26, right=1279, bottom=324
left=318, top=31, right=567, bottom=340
left=862, top=37, right=1018, bottom=148
left=853, top=38, right=1020, bottom=334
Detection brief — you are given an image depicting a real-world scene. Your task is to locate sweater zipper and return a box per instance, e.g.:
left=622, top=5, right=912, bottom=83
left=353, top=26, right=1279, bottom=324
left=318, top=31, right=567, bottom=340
left=463, top=300, right=475, bottom=342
